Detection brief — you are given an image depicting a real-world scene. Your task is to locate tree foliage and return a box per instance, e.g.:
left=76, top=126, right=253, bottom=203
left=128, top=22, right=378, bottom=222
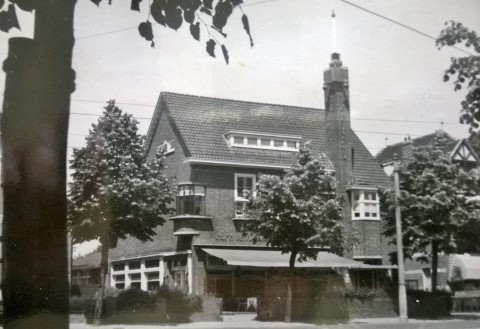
left=437, top=21, right=480, bottom=131
left=244, top=145, right=347, bottom=322
left=68, top=100, right=174, bottom=246
left=0, top=0, right=253, bottom=64
left=68, top=100, right=175, bottom=324
left=245, top=146, right=346, bottom=262
left=380, top=133, right=480, bottom=290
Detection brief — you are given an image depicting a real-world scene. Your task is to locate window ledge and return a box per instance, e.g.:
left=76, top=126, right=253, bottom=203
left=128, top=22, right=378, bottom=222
left=232, top=217, right=254, bottom=221
left=169, top=215, right=212, bottom=221
left=352, top=218, right=381, bottom=221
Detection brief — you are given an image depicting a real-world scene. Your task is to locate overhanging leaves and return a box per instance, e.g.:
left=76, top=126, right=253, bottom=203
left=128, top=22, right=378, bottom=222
left=437, top=21, right=480, bottom=132
left=0, top=4, right=19, bottom=33
left=10, top=0, right=35, bottom=12
left=206, top=38, right=216, bottom=57
left=242, top=13, right=254, bottom=47
left=212, top=0, right=232, bottom=32
left=131, top=0, right=143, bottom=11
left=138, top=20, right=154, bottom=47
left=221, top=44, right=229, bottom=64
left=190, top=22, right=200, bottom=41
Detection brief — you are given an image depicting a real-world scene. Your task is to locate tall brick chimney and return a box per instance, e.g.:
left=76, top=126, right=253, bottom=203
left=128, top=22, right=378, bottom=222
left=324, top=53, right=352, bottom=194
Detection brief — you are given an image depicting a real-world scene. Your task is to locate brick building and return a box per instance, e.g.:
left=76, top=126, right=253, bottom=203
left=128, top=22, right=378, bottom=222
left=375, top=131, right=480, bottom=292
left=108, top=54, right=394, bottom=310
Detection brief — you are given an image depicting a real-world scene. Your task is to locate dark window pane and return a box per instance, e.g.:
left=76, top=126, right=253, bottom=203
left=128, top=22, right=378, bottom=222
left=145, top=259, right=159, bottom=268
left=147, top=281, right=160, bottom=291
left=234, top=136, right=243, bottom=144
left=129, top=261, right=140, bottom=270
left=112, top=263, right=124, bottom=271
left=130, top=282, right=141, bottom=289
left=287, top=141, right=296, bottom=148
left=130, top=273, right=141, bottom=280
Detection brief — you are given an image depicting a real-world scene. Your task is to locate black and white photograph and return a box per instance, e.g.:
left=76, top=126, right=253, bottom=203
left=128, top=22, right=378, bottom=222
left=1, top=0, right=480, bottom=328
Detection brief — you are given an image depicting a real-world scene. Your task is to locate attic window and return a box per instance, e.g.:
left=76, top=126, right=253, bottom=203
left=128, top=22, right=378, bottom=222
left=226, top=131, right=301, bottom=152
left=160, top=139, right=175, bottom=154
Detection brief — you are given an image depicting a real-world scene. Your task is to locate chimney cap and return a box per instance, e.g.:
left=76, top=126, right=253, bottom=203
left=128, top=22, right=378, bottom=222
left=331, top=52, right=340, bottom=61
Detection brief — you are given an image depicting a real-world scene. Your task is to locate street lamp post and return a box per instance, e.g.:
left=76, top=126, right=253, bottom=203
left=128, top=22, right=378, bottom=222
left=393, top=153, right=408, bottom=322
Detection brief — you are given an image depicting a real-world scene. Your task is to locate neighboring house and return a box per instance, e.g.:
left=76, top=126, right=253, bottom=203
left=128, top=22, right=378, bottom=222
left=375, top=131, right=480, bottom=292
left=108, top=54, right=394, bottom=312
left=375, top=131, right=480, bottom=176
left=71, top=251, right=101, bottom=298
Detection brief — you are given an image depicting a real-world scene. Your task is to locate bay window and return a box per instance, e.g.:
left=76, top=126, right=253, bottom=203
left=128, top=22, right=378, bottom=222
left=351, top=190, right=380, bottom=220
left=176, top=184, right=206, bottom=216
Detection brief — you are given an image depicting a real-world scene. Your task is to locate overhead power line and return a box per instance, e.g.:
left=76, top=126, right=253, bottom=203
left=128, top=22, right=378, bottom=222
left=71, top=98, right=155, bottom=108
left=339, top=0, right=474, bottom=56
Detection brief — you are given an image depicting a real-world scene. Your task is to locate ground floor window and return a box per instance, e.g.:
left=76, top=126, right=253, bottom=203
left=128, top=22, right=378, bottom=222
left=351, top=269, right=386, bottom=291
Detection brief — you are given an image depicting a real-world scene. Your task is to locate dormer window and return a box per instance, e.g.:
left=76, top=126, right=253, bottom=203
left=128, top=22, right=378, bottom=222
left=160, top=139, right=175, bottom=154
left=225, top=131, right=301, bottom=152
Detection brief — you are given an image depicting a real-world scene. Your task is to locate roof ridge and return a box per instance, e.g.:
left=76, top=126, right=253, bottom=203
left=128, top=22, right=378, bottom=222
left=160, top=91, right=324, bottom=112
left=376, top=131, right=457, bottom=155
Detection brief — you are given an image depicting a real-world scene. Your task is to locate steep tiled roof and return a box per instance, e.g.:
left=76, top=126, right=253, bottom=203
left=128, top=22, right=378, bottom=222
left=155, top=92, right=330, bottom=168
left=351, top=133, right=392, bottom=187
left=72, top=251, right=101, bottom=269
left=147, top=92, right=390, bottom=188
left=375, top=132, right=457, bottom=165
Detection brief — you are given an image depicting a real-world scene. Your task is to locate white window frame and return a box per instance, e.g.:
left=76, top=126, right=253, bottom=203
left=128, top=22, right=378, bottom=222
left=160, top=139, right=175, bottom=154
left=234, top=173, right=256, bottom=219
left=226, top=131, right=301, bottom=152
left=351, top=189, right=380, bottom=221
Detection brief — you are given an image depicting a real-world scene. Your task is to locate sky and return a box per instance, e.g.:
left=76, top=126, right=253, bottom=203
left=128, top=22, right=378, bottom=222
left=1, top=0, right=480, bottom=256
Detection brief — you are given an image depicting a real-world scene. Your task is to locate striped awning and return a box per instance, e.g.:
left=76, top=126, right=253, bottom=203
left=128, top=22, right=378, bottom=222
left=448, top=254, right=480, bottom=282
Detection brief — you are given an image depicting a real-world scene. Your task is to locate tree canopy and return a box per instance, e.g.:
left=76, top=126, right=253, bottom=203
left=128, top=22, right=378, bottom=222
left=244, top=145, right=347, bottom=322
left=68, top=100, right=174, bottom=247
left=245, top=146, right=346, bottom=263
left=68, top=100, right=175, bottom=324
left=437, top=21, right=480, bottom=131
left=380, top=133, right=480, bottom=291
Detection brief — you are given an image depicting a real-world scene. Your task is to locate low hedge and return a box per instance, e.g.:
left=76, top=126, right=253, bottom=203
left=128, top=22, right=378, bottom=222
left=406, top=290, right=452, bottom=319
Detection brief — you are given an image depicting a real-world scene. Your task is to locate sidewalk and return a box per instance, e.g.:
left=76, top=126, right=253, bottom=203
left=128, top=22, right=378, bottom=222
left=69, top=313, right=480, bottom=329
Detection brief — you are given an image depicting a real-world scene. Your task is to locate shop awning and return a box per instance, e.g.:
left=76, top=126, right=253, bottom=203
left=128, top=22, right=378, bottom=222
left=202, top=248, right=362, bottom=268
left=448, top=254, right=480, bottom=281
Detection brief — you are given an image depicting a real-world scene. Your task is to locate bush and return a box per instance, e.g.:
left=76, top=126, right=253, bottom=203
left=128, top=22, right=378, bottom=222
left=116, top=289, right=157, bottom=312
left=154, top=285, right=198, bottom=322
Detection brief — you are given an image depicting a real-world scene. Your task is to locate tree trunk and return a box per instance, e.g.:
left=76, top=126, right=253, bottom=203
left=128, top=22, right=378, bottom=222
left=93, top=239, right=110, bottom=326
left=431, top=240, right=439, bottom=294
left=284, top=251, right=296, bottom=323
left=1, top=1, right=76, bottom=328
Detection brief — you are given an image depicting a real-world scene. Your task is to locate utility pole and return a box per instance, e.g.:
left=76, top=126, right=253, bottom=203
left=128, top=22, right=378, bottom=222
left=393, top=153, right=408, bottom=322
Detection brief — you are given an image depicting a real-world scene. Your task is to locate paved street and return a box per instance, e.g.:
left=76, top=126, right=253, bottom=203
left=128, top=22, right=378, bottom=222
left=67, top=313, right=480, bottom=329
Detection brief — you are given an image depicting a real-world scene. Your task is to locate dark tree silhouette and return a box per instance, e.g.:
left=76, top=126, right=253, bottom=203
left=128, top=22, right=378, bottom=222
left=68, top=101, right=174, bottom=324
left=437, top=21, right=480, bottom=132
left=0, top=1, right=252, bottom=328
